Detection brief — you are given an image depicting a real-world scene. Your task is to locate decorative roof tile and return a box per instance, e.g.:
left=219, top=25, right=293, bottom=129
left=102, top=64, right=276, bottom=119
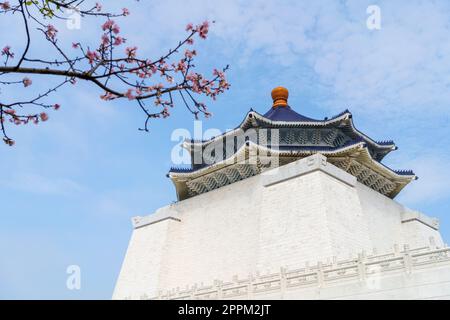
left=263, top=105, right=318, bottom=122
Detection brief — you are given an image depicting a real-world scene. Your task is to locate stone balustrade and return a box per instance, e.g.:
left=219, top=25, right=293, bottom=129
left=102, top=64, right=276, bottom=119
left=142, top=244, right=450, bottom=300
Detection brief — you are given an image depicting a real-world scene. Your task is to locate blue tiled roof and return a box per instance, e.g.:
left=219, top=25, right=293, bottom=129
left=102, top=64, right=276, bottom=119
left=263, top=106, right=318, bottom=122
left=184, top=107, right=394, bottom=162
left=169, top=166, right=194, bottom=173
left=277, top=138, right=364, bottom=151
left=327, top=109, right=351, bottom=120
left=376, top=140, right=395, bottom=146
left=394, top=169, right=415, bottom=176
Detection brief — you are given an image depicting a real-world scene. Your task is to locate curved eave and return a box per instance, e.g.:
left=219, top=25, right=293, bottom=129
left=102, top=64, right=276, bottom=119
left=181, top=110, right=396, bottom=156
left=342, top=116, right=396, bottom=153
left=170, top=141, right=412, bottom=183
left=356, top=147, right=416, bottom=182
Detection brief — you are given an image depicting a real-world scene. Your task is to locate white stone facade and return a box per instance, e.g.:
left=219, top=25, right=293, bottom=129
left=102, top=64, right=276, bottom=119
left=113, top=154, right=447, bottom=300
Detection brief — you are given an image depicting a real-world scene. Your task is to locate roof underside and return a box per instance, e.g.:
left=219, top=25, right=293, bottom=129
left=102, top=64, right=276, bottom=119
left=169, top=142, right=415, bottom=201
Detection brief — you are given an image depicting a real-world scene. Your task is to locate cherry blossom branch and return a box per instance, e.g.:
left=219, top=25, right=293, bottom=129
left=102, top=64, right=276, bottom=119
left=0, top=1, right=230, bottom=146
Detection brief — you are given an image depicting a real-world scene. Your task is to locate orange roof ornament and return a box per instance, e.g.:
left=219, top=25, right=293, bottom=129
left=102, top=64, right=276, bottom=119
left=271, top=86, right=289, bottom=108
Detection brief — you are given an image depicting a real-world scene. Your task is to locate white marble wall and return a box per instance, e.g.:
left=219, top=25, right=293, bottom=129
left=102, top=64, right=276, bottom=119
left=113, top=154, right=445, bottom=299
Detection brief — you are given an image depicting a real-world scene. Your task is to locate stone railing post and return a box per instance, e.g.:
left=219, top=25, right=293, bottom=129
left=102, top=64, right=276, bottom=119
left=403, top=244, right=412, bottom=274
left=246, top=274, right=254, bottom=300
left=357, top=252, right=366, bottom=282
left=214, top=280, right=223, bottom=300
left=317, top=262, right=324, bottom=287
left=280, top=267, right=287, bottom=298
left=190, top=284, right=198, bottom=300
left=394, top=244, right=399, bottom=255
left=429, top=236, right=436, bottom=250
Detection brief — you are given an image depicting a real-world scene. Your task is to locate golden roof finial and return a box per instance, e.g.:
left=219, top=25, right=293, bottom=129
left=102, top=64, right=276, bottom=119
left=271, top=86, right=289, bottom=108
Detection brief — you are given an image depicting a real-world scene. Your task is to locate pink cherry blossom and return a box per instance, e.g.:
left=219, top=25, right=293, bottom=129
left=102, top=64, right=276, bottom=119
left=1, top=45, right=13, bottom=58
left=86, top=50, right=99, bottom=64
left=198, top=21, right=209, bottom=39
left=125, top=89, right=135, bottom=100
left=22, top=77, right=32, bottom=87
left=162, top=107, right=170, bottom=118
left=100, top=92, right=117, bottom=101
left=46, top=25, right=58, bottom=40
left=1, top=2, right=10, bottom=10
left=102, top=20, right=114, bottom=31
left=113, top=36, right=125, bottom=46
left=112, top=24, right=120, bottom=34
left=185, top=49, right=196, bottom=59
left=39, top=112, right=49, bottom=122
left=125, top=46, right=137, bottom=59
left=176, top=60, right=187, bottom=73
left=3, top=138, right=15, bottom=146
left=102, top=20, right=120, bottom=34
left=101, top=34, right=110, bottom=46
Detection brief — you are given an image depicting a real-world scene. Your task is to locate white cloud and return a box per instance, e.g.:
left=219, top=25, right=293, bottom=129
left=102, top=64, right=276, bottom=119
left=127, top=0, right=450, bottom=117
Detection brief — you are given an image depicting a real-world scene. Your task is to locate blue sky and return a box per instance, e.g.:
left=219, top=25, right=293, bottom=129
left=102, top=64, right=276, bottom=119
left=1, top=0, right=450, bottom=299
